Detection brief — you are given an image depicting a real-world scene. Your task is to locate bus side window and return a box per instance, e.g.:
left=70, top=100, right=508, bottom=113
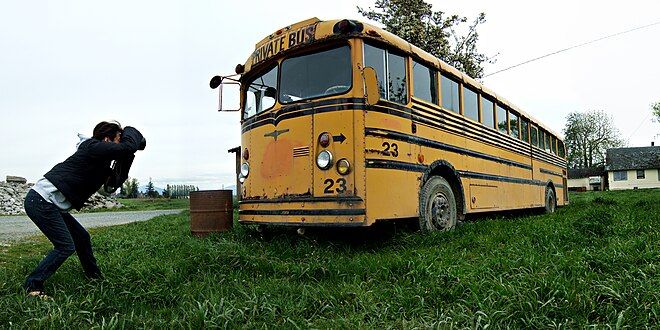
left=463, top=87, right=479, bottom=122
left=496, top=105, right=508, bottom=134
left=531, top=125, right=538, bottom=147
left=364, top=43, right=408, bottom=105
left=521, top=118, right=530, bottom=143
left=364, top=43, right=386, bottom=99
left=412, top=60, right=437, bottom=104
left=441, top=74, right=460, bottom=113
left=544, top=131, right=551, bottom=152
left=551, top=136, right=557, bottom=155
left=509, top=111, right=520, bottom=139
left=481, top=97, right=495, bottom=129
left=558, top=140, right=566, bottom=158
left=539, top=130, right=545, bottom=150
left=387, top=52, right=407, bottom=104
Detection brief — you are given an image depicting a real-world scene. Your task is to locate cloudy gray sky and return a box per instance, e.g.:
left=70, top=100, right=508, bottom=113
left=1, top=0, right=658, bottom=189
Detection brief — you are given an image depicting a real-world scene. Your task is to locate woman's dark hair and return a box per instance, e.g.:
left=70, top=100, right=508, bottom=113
left=92, top=121, right=123, bottom=141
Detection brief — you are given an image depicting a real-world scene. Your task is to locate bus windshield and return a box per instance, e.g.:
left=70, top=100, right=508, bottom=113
left=279, top=45, right=351, bottom=104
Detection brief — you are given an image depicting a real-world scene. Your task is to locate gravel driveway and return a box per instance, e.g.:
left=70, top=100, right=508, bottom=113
left=0, top=210, right=183, bottom=243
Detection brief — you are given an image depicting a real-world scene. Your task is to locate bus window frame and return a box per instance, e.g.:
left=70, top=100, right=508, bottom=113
left=462, top=85, right=480, bottom=122
left=509, top=111, right=520, bottom=139
left=496, top=104, right=508, bottom=135
left=440, top=72, right=461, bottom=114
left=411, top=59, right=438, bottom=105
left=481, top=96, right=495, bottom=129
left=242, top=63, right=279, bottom=120
left=521, top=118, right=530, bottom=143
left=530, top=125, right=539, bottom=147
left=363, top=41, right=410, bottom=105
left=278, top=42, right=354, bottom=105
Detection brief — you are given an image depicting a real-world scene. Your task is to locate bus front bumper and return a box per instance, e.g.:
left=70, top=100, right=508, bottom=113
left=238, top=195, right=367, bottom=227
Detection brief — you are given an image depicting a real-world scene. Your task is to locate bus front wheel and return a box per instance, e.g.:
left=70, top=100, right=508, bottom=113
left=418, top=176, right=457, bottom=232
left=544, top=186, right=556, bottom=214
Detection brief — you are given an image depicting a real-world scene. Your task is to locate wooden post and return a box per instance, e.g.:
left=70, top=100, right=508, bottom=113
left=227, top=146, right=241, bottom=201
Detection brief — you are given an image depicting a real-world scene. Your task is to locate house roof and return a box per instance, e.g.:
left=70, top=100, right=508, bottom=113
left=606, top=146, right=660, bottom=171
left=568, top=166, right=605, bottom=179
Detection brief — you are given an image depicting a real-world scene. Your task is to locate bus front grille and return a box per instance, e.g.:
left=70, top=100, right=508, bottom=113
left=293, top=146, right=310, bottom=157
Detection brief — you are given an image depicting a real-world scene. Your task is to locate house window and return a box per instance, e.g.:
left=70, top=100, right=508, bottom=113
left=637, top=170, right=645, bottom=179
left=613, top=171, right=628, bottom=181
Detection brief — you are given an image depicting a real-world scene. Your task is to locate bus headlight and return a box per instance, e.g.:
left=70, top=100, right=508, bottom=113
left=240, top=162, right=250, bottom=178
left=316, top=150, right=333, bottom=170
left=336, top=158, right=351, bottom=175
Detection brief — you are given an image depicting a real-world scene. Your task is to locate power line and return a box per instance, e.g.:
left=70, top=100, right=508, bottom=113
left=483, top=20, right=660, bottom=78
left=626, top=111, right=652, bottom=143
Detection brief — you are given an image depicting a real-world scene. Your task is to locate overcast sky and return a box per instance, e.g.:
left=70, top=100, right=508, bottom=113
left=1, top=0, right=658, bottom=189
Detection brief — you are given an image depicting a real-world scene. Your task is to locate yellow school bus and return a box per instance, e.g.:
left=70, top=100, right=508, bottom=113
left=211, top=17, right=568, bottom=231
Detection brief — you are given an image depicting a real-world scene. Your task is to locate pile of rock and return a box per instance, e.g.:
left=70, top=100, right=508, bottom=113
left=0, top=176, right=123, bottom=215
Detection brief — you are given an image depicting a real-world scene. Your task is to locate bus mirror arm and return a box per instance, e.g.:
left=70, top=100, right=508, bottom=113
left=362, top=66, right=380, bottom=106
left=209, top=74, right=242, bottom=112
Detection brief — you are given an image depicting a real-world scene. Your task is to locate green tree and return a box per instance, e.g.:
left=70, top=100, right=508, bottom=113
left=162, top=184, right=171, bottom=198
left=563, top=110, right=625, bottom=169
left=146, top=178, right=159, bottom=198
left=122, top=177, right=139, bottom=198
left=358, top=0, right=492, bottom=78
left=653, top=101, right=660, bottom=122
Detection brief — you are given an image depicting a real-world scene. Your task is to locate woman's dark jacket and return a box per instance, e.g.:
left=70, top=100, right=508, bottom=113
left=44, top=127, right=144, bottom=210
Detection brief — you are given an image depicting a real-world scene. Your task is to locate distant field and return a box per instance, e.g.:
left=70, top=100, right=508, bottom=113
left=0, top=189, right=658, bottom=328
left=116, top=198, right=190, bottom=211
left=78, top=198, right=190, bottom=213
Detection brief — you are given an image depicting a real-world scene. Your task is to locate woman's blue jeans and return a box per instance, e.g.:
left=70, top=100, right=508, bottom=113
left=23, top=189, right=101, bottom=292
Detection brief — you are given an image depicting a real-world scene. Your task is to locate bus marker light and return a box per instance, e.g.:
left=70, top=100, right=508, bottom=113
left=336, top=158, right=351, bottom=175
left=319, top=132, right=331, bottom=147
left=316, top=150, right=333, bottom=170
left=242, top=148, right=249, bottom=160
left=418, top=154, right=425, bottom=163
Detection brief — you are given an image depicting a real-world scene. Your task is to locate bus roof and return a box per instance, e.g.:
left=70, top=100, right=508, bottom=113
left=241, top=18, right=563, bottom=140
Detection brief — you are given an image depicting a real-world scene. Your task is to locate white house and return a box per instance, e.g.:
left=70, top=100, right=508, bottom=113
left=567, top=167, right=606, bottom=191
left=605, top=146, right=660, bottom=190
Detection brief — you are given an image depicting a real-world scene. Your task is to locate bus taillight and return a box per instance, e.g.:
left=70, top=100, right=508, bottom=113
left=318, top=132, right=331, bottom=148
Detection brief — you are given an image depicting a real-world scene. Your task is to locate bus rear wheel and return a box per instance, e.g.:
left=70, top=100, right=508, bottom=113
left=544, top=186, right=556, bottom=213
left=419, top=176, right=457, bottom=232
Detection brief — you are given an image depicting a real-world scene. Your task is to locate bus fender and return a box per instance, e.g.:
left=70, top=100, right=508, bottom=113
left=421, top=160, right=466, bottom=216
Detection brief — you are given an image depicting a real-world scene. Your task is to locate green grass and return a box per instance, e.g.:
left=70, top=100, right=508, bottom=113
left=1, top=189, right=659, bottom=328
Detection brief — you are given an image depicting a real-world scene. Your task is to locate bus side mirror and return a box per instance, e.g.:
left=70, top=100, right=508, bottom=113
left=362, top=66, right=380, bottom=106
left=210, top=75, right=241, bottom=112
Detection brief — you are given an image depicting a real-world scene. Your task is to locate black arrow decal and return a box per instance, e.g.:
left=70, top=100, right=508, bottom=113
left=332, top=133, right=347, bottom=144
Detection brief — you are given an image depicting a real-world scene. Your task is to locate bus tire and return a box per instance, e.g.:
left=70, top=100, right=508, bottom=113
left=419, top=176, right=457, bottom=232
left=544, top=186, right=556, bottom=214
